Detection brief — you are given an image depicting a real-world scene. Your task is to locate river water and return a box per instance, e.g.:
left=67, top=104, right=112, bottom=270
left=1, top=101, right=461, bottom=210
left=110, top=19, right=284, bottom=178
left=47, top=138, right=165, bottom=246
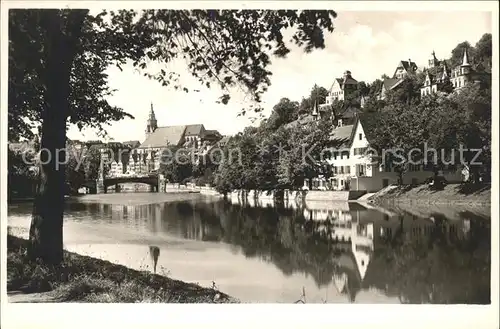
left=7, top=193, right=491, bottom=304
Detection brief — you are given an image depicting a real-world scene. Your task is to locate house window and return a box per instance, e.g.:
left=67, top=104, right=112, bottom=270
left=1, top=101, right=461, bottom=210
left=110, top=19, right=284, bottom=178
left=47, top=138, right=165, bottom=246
left=357, top=164, right=366, bottom=176
left=354, top=147, right=368, bottom=156
left=359, top=133, right=363, bottom=141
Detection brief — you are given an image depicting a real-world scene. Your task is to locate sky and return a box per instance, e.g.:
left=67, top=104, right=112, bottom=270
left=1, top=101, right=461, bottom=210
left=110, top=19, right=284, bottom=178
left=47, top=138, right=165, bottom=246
left=67, top=10, right=492, bottom=143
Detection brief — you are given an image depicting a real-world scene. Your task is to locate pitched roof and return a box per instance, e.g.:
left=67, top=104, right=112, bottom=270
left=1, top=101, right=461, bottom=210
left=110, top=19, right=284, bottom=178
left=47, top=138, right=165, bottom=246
left=139, top=125, right=186, bottom=148
left=217, top=135, right=231, bottom=145
left=122, top=140, right=141, bottom=145
left=122, top=140, right=141, bottom=149
left=204, top=129, right=220, bottom=136
left=330, top=75, right=358, bottom=92
left=184, top=124, right=205, bottom=137
left=398, top=60, right=418, bottom=72
left=356, top=112, right=382, bottom=144
left=284, top=114, right=317, bottom=129
left=382, top=78, right=402, bottom=91
left=329, top=124, right=355, bottom=149
left=339, top=105, right=361, bottom=119
left=343, top=76, right=358, bottom=85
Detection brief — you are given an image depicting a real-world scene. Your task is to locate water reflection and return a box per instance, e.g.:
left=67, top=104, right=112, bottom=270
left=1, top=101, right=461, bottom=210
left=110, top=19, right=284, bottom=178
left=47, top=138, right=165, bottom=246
left=9, top=197, right=491, bottom=304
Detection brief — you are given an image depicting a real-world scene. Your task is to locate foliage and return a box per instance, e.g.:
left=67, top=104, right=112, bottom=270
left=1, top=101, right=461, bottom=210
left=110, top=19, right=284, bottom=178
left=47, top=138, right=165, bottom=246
left=383, top=75, right=421, bottom=106
left=9, top=8, right=339, bottom=264
left=7, top=146, right=39, bottom=199
left=65, top=145, right=86, bottom=194
left=298, top=85, right=329, bottom=116
left=448, top=33, right=492, bottom=71
left=82, top=145, right=103, bottom=180
left=277, top=120, right=334, bottom=188
left=266, top=98, right=300, bottom=130
left=363, top=215, right=490, bottom=304
left=214, top=131, right=260, bottom=192
left=213, top=84, right=335, bottom=193
left=159, top=145, right=193, bottom=183
left=367, top=33, right=492, bottom=184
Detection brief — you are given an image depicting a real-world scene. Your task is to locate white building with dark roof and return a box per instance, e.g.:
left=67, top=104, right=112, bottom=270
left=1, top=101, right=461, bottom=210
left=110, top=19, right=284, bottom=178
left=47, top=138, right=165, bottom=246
left=305, top=113, right=464, bottom=192
left=421, top=48, right=489, bottom=97
left=324, top=70, right=359, bottom=104
left=378, top=59, right=418, bottom=100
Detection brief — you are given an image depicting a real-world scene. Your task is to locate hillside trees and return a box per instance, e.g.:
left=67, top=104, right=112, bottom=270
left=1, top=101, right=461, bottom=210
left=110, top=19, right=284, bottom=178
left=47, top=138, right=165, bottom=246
left=10, top=9, right=337, bottom=264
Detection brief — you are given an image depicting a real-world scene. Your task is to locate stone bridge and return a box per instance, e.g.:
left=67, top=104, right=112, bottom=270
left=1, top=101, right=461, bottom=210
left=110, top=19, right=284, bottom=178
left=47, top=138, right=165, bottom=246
left=99, top=175, right=160, bottom=193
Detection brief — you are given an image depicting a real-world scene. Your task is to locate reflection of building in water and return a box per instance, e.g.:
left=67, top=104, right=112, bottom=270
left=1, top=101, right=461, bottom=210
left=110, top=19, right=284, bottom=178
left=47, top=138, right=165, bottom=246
left=259, top=198, right=275, bottom=208
left=303, top=206, right=374, bottom=301
left=303, top=206, right=476, bottom=302
left=246, top=197, right=256, bottom=208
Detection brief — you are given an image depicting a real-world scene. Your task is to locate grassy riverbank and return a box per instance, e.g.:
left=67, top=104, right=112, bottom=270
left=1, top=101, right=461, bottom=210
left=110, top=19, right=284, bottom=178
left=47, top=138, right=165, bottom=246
left=369, top=183, right=491, bottom=206
left=7, top=235, right=237, bottom=303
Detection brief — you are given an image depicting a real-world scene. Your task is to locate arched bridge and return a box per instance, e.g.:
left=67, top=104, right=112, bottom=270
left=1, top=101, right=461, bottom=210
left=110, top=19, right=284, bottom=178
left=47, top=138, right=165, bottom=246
left=103, top=175, right=159, bottom=193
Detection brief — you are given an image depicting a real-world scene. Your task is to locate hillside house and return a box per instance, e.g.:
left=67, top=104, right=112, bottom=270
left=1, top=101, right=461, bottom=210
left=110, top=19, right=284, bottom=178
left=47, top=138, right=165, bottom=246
left=324, top=70, right=359, bottom=103
left=421, top=48, right=489, bottom=96
left=378, top=59, right=418, bottom=100
left=304, top=113, right=463, bottom=192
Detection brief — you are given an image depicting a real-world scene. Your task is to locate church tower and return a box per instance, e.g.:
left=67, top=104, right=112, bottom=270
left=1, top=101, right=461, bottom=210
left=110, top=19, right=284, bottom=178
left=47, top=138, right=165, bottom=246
left=460, top=47, right=472, bottom=79
left=145, top=102, right=158, bottom=139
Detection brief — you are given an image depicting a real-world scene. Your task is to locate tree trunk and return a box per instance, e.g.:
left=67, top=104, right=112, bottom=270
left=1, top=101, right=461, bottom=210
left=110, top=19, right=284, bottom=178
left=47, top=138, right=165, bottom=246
left=27, top=10, right=87, bottom=265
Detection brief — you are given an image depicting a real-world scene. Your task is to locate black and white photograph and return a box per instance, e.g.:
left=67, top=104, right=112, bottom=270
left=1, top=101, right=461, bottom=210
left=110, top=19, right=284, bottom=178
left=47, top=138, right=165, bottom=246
left=1, top=1, right=498, bottom=328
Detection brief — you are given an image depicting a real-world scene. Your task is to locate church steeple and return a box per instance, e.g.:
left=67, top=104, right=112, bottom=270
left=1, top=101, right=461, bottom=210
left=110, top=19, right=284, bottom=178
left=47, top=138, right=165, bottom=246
left=461, top=47, right=471, bottom=67
left=148, top=102, right=156, bottom=120
left=145, top=102, right=158, bottom=139
left=460, top=48, right=472, bottom=77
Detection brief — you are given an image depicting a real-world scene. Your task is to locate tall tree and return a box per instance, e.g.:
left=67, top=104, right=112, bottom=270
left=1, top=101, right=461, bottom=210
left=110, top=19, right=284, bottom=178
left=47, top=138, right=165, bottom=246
left=277, top=119, right=334, bottom=189
left=474, top=33, right=492, bottom=70
left=159, top=145, right=193, bottom=183
left=9, top=9, right=337, bottom=264
left=298, top=85, right=329, bottom=115
left=266, top=98, right=300, bottom=130
left=449, top=41, right=475, bottom=68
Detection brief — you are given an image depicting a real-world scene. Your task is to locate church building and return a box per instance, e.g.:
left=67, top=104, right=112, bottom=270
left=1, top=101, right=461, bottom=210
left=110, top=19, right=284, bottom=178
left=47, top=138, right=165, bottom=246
left=129, top=103, right=223, bottom=174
